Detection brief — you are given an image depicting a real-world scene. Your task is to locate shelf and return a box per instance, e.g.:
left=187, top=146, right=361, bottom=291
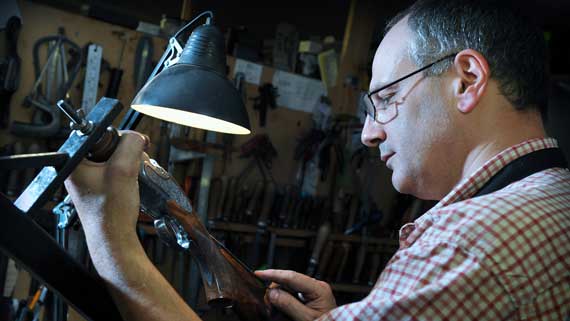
left=209, top=221, right=399, bottom=248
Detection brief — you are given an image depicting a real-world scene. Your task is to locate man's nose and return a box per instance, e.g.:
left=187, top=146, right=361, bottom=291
left=361, top=115, right=386, bottom=147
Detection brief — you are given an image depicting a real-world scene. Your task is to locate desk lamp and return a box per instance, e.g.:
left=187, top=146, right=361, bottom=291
left=129, top=11, right=251, bottom=134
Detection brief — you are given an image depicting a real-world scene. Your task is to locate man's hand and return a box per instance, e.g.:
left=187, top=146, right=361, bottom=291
left=64, top=130, right=148, bottom=241
left=255, top=269, right=337, bottom=321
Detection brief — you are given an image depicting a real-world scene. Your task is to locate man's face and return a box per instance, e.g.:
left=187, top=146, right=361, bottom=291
left=362, top=18, right=460, bottom=200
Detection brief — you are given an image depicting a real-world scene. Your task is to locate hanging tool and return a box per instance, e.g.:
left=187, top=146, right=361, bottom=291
left=237, top=134, right=278, bottom=185
left=15, top=285, right=48, bottom=321
left=0, top=144, right=13, bottom=194
left=133, top=36, right=154, bottom=91
left=234, top=72, right=247, bottom=103
left=0, top=16, right=21, bottom=128
left=251, top=83, right=278, bottom=127
left=11, top=28, right=81, bottom=137
left=5, top=141, right=24, bottom=196
left=51, top=194, right=82, bottom=320
left=105, top=31, right=129, bottom=98
left=81, top=44, right=103, bottom=114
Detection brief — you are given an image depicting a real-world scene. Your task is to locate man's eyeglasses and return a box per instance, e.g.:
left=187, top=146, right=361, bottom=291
left=363, top=53, right=457, bottom=124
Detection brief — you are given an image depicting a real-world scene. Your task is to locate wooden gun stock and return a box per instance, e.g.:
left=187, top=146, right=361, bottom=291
left=165, top=200, right=291, bottom=321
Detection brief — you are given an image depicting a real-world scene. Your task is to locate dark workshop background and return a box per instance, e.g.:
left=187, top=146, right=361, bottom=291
left=1, top=0, right=570, bottom=320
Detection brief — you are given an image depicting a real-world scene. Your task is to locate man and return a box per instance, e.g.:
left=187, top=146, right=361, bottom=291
left=65, top=0, right=570, bottom=320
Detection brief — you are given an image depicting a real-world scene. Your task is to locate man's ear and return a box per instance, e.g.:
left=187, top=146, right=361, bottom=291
left=452, top=49, right=490, bottom=113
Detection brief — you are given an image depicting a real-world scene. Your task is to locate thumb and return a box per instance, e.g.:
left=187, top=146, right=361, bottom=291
left=269, top=288, right=316, bottom=321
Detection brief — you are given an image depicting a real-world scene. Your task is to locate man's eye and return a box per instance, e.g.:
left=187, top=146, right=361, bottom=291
left=375, top=93, right=395, bottom=107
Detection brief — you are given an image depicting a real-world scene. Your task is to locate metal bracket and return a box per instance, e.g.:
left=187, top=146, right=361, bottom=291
left=14, top=98, right=123, bottom=215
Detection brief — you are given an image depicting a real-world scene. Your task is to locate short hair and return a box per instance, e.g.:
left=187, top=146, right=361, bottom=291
left=387, top=0, right=548, bottom=114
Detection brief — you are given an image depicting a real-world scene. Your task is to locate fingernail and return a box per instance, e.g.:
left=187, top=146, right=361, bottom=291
left=269, top=289, right=279, bottom=301
left=141, top=134, right=150, bottom=150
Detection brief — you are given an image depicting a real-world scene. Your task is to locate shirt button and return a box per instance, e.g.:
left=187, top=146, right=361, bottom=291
left=399, top=223, right=416, bottom=240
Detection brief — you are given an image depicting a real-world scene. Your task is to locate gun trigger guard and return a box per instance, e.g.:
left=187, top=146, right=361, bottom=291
left=154, top=216, right=191, bottom=250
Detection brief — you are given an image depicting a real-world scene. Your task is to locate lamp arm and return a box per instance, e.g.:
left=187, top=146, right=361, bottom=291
left=146, top=43, right=175, bottom=83
left=151, top=11, right=215, bottom=78
left=173, top=11, right=214, bottom=40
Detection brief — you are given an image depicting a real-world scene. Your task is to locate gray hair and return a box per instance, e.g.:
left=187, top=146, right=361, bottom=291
left=387, top=0, right=548, bottom=113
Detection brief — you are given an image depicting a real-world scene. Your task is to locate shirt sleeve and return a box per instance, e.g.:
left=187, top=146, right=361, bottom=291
left=317, top=241, right=515, bottom=321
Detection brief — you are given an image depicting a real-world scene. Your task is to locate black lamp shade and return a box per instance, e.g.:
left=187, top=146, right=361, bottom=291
left=131, top=24, right=251, bottom=135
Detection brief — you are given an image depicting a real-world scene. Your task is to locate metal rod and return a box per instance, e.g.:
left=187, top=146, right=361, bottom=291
left=56, top=100, right=93, bottom=134
left=0, top=152, right=69, bottom=170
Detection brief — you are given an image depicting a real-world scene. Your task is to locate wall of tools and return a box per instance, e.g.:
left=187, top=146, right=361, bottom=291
left=0, top=1, right=431, bottom=320
left=0, top=2, right=170, bottom=320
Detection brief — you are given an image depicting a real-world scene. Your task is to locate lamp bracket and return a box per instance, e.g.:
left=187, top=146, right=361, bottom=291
left=164, top=37, right=184, bottom=68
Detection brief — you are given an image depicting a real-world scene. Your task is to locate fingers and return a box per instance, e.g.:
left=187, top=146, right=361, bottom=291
left=255, top=269, right=322, bottom=296
left=106, top=131, right=149, bottom=178
left=267, top=288, right=316, bottom=321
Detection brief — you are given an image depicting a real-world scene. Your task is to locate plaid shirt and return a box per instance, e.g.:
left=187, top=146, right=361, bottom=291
left=320, top=138, right=570, bottom=321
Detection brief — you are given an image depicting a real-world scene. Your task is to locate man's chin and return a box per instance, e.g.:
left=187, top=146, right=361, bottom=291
left=391, top=171, right=411, bottom=194
left=392, top=173, right=441, bottom=200
left=391, top=171, right=420, bottom=197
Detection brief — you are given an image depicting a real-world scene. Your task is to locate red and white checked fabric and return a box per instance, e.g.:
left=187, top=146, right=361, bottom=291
left=319, top=138, right=570, bottom=321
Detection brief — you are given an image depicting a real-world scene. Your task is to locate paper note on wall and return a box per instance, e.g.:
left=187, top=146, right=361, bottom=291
left=272, top=70, right=326, bottom=113
left=234, top=59, right=263, bottom=85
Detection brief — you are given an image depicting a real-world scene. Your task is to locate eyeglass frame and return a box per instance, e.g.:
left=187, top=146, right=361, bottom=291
left=364, top=53, right=457, bottom=124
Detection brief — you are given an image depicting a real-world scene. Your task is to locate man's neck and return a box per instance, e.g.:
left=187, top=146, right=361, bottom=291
left=461, top=114, right=546, bottom=181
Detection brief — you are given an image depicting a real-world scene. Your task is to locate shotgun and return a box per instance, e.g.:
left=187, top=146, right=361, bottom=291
left=315, top=240, right=334, bottom=280
left=251, top=181, right=276, bottom=268
left=222, top=177, right=238, bottom=221
left=335, top=195, right=359, bottom=282
left=305, top=221, right=331, bottom=277
left=352, top=228, right=369, bottom=284
left=207, top=178, right=222, bottom=227
left=277, top=186, right=292, bottom=227
left=368, top=246, right=382, bottom=286
left=246, top=180, right=265, bottom=222
left=233, top=183, right=251, bottom=223
left=138, top=157, right=292, bottom=321
left=215, top=176, right=230, bottom=221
